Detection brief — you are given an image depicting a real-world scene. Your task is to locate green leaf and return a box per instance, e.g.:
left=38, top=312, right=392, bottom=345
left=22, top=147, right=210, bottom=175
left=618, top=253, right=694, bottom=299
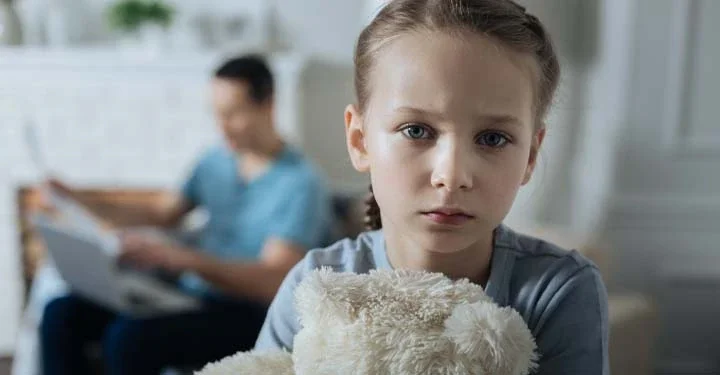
left=106, top=0, right=175, bottom=32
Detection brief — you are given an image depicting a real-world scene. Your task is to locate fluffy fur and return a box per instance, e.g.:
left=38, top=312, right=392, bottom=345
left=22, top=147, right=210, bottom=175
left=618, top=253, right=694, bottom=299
left=197, top=350, right=293, bottom=375
left=196, top=268, right=537, bottom=375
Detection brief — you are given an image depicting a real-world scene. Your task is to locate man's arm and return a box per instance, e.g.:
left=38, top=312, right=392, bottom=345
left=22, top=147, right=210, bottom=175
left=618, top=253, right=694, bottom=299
left=186, top=175, right=330, bottom=303
left=121, top=235, right=306, bottom=304
left=47, top=178, right=195, bottom=228
left=121, top=170, right=329, bottom=303
left=137, top=194, right=195, bottom=228
left=183, top=238, right=306, bottom=304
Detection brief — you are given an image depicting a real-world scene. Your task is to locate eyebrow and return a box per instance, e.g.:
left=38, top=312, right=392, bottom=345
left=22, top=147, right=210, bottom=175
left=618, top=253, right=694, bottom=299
left=393, top=106, right=523, bottom=127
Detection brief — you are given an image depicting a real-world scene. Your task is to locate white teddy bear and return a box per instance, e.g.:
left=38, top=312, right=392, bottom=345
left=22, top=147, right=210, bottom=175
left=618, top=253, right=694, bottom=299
left=197, top=268, right=538, bottom=375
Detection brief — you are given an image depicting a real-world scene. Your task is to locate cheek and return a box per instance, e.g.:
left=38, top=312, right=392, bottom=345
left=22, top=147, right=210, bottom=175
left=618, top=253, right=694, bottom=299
left=367, top=133, right=425, bottom=214
left=229, top=116, right=252, bottom=131
left=368, top=130, right=404, bottom=160
left=368, top=132, right=426, bottom=183
left=476, top=150, right=530, bottom=206
left=484, top=168, right=521, bottom=198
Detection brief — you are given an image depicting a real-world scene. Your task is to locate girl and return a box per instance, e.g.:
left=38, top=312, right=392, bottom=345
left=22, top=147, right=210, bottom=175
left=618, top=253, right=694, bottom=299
left=255, top=0, right=609, bottom=373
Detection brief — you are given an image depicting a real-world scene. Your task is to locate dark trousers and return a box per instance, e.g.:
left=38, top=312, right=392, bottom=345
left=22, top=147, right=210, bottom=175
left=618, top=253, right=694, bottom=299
left=40, top=294, right=268, bottom=375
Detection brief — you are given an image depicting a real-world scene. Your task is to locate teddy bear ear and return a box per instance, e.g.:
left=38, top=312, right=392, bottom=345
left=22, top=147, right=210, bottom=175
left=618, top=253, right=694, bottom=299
left=443, top=302, right=538, bottom=375
left=294, top=267, right=365, bottom=325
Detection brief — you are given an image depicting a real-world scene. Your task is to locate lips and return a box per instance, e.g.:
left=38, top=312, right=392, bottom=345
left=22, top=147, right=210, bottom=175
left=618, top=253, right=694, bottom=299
left=422, top=207, right=474, bottom=226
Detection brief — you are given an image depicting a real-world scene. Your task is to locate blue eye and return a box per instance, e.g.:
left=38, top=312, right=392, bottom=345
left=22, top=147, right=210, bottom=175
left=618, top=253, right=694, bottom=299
left=477, top=132, right=510, bottom=147
left=401, top=124, right=432, bottom=140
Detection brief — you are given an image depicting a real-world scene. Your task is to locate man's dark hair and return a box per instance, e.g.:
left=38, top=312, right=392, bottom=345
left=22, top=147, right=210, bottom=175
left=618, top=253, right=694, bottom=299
left=214, top=54, right=274, bottom=104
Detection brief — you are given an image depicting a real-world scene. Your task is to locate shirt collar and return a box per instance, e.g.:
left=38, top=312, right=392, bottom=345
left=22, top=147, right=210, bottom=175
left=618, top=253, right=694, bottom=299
left=368, top=225, right=515, bottom=305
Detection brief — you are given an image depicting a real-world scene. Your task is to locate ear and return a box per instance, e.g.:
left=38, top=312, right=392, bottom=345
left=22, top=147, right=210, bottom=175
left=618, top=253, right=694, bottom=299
left=263, top=96, right=275, bottom=119
left=264, top=95, right=275, bottom=111
left=522, top=127, right=545, bottom=186
left=345, top=104, right=370, bottom=172
left=443, top=301, right=538, bottom=375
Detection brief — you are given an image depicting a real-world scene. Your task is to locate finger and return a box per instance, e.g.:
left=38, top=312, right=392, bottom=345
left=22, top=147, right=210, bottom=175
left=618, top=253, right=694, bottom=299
left=47, top=177, right=65, bottom=190
left=120, top=250, right=154, bottom=267
left=47, top=177, right=74, bottom=198
left=35, top=196, right=57, bottom=214
left=120, top=232, right=149, bottom=247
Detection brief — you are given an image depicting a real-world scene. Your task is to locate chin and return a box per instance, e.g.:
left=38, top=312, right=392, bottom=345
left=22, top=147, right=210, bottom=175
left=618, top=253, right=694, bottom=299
left=408, top=226, right=478, bottom=254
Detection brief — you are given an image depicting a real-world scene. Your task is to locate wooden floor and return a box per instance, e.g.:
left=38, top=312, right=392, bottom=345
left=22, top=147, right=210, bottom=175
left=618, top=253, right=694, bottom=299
left=0, top=357, right=11, bottom=375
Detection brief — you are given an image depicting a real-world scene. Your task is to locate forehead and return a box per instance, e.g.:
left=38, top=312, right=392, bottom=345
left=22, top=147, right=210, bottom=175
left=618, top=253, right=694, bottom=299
left=368, top=30, right=537, bottom=124
left=211, top=78, right=251, bottom=102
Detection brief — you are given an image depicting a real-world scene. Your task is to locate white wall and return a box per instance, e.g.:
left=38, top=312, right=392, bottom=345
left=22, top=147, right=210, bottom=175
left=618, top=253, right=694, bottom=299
left=507, top=0, right=634, bottom=239
left=274, top=0, right=366, bottom=62
left=18, top=0, right=366, bottom=62
left=169, top=0, right=366, bottom=61
left=604, top=0, right=720, bottom=371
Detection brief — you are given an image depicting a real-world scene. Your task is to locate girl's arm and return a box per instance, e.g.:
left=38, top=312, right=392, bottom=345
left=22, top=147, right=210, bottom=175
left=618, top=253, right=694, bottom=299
left=534, top=266, right=609, bottom=375
left=253, top=260, right=308, bottom=351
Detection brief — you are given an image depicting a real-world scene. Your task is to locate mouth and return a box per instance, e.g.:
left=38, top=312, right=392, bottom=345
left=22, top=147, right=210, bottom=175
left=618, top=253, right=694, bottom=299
left=421, top=207, right=475, bottom=226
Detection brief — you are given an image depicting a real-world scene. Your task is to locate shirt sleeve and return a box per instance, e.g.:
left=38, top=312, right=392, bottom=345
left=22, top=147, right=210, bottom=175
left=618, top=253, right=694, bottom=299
left=533, top=265, right=610, bottom=375
left=180, top=155, right=206, bottom=206
left=254, top=259, right=307, bottom=351
left=267, top=177, right=329, bottom=250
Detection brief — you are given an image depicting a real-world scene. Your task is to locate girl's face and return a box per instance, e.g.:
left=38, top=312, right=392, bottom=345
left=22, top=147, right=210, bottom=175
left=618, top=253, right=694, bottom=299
left=346, top=30, right=545, bottom=252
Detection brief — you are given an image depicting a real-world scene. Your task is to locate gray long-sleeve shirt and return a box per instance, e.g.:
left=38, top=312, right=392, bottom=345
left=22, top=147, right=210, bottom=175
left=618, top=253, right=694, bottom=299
left=255, top=225, right=609, bottom=374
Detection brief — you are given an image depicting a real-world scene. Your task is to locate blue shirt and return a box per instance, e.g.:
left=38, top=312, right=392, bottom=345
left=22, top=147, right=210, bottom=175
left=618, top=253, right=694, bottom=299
left=179, top=144, right=334, bottom=295
left=255, top=225, right=609, bottom=375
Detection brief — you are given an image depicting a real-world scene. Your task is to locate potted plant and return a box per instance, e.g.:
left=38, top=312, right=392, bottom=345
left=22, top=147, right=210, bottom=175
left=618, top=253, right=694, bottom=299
left=107, top=0, right=174, bottom=49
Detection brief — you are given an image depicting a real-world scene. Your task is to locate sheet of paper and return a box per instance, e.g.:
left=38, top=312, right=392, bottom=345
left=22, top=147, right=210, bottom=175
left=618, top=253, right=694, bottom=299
left=24, top=120, right=117, bottom=254
left=24, top=120, right=49, bottom=177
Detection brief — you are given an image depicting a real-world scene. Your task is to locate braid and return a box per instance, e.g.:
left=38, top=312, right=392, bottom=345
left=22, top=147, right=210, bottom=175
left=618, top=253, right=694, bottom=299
left=364, top=184, right=382, bottom=230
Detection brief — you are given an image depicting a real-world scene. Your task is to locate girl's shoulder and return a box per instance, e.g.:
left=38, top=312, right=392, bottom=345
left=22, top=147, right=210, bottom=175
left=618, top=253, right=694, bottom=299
left=493, top=225, right=607, bottom=313
left=299, top=230, right=384, bottom=274
left=496, top=224, right=602, bottom=273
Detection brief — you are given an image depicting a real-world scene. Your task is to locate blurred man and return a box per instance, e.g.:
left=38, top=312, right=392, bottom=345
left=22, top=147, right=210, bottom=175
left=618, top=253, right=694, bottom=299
left=40, top=55, right=334, bottom=375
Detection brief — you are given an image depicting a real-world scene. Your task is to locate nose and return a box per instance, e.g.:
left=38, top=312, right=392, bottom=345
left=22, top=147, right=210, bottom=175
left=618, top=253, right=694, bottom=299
left=430, top=140, right=474, bottom=192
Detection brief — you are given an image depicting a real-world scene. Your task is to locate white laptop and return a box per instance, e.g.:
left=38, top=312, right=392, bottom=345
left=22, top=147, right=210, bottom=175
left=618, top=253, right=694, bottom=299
left=32, top=214, right=202, bottom=317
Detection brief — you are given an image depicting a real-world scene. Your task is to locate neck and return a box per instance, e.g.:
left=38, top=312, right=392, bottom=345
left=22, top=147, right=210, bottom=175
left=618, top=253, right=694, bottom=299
left=236, top=130, right=285, bottom=162
left=384, top=227, right=495, bottom=287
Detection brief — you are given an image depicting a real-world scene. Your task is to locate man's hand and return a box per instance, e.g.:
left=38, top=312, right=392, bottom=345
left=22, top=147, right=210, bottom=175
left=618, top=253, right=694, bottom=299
left=119, top=232, right=195, bottom=272
left=37, top=178, right=72, bottom=214
left=47, top=178, right=74, bottom=198
left=39, top=177, right=194, bottom=229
